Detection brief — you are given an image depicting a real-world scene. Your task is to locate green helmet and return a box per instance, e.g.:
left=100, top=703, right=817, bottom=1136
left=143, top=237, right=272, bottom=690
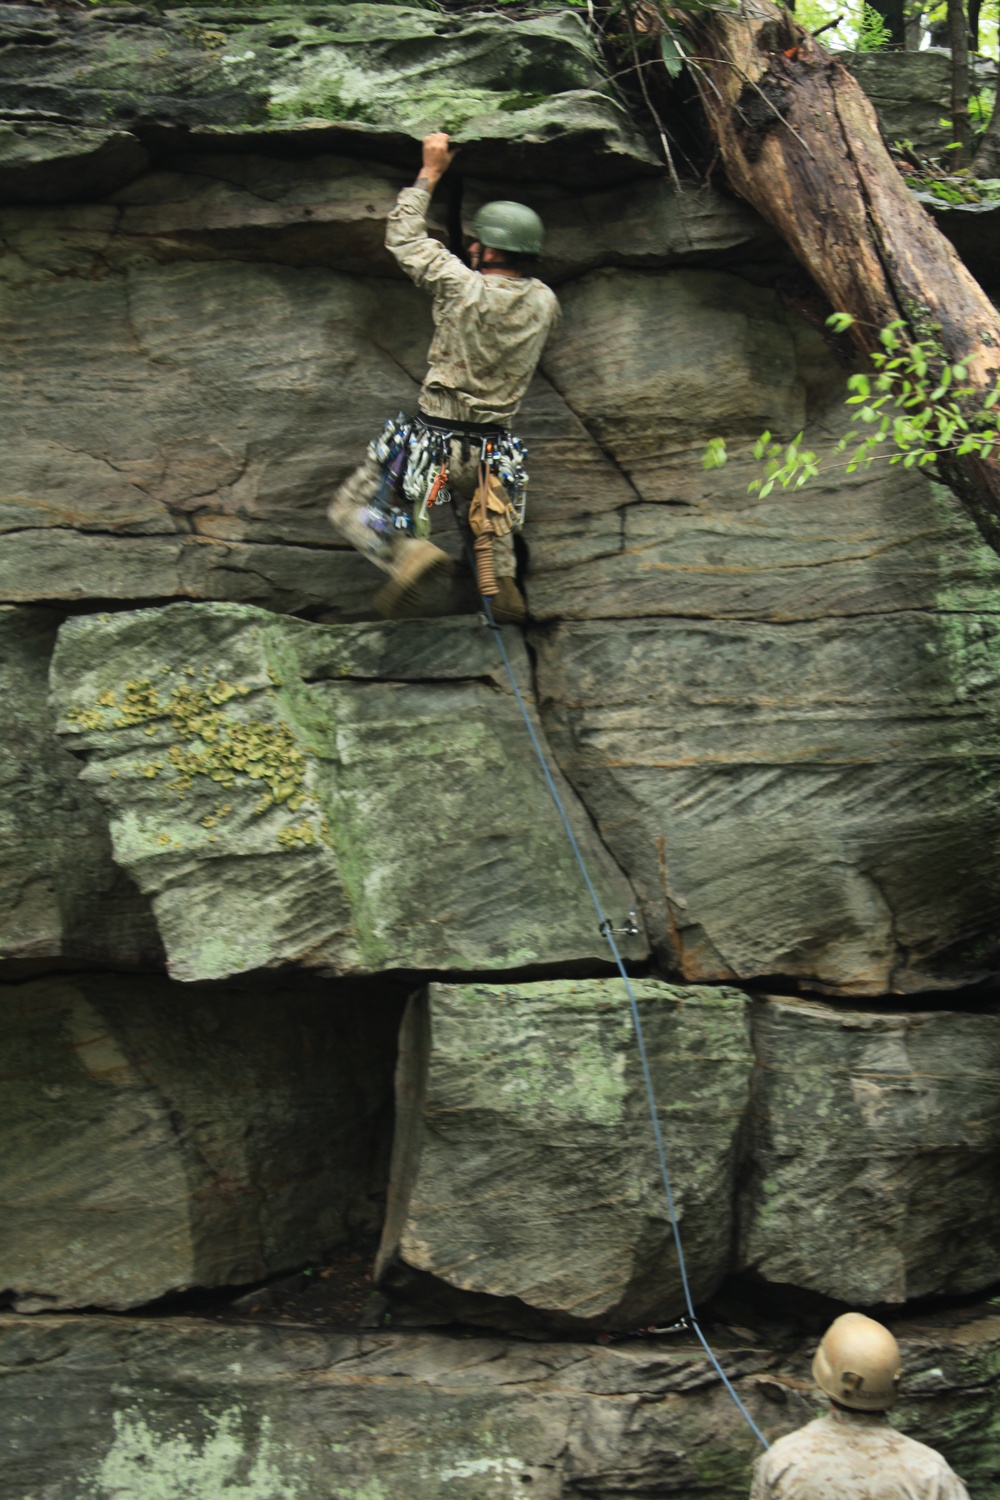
left=471, top=200, right=544, bottom=256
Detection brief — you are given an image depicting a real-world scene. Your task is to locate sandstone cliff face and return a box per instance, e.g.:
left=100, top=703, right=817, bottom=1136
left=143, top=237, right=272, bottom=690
left=1, top=6, right=999, bottom=1497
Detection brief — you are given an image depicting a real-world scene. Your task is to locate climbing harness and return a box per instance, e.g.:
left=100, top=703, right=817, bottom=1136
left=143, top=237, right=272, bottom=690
left=463, top=570, right=771, bottom=1453
left=362, top=410, right=529, bottom=555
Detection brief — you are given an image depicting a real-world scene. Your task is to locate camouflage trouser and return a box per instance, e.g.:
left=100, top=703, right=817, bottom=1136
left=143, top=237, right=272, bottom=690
left=328, top=445, right=516, bottom=579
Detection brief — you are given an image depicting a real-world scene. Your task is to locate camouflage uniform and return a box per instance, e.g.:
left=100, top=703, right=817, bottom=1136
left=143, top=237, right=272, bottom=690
left=750, top=1408, right=970, bottom=1500
left=329, top=185, right=561, bottom=578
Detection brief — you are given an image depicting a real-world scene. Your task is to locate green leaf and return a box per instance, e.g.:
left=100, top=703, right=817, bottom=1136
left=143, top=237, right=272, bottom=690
left=826, top=312, right=855, bottom=333
left=660, top=29, right=685, bottom=77
left=701, top=436, right=728, bottom=471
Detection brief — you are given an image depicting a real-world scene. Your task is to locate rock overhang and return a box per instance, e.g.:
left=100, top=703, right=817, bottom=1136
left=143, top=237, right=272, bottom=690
left=0, top=1, right=661, bottom=196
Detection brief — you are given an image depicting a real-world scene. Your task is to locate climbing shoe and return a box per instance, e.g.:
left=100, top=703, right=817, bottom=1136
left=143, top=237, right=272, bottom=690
left=487, top=576, right=528, bottom=625
left=375, top=538, right=455, bottom=619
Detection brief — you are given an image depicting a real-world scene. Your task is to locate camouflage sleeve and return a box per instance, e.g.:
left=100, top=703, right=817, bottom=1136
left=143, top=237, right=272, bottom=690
left=748, top=1453, right=771, bottom=1500
left=385, top=186, right=473, bottom=298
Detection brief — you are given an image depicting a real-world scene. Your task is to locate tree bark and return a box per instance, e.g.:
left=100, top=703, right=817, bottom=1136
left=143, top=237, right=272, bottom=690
left=689, top=0, right=1000, bottom=552
left=947, top=0, right=971, bottom=165
left=968, top=0, right=981, bottom=51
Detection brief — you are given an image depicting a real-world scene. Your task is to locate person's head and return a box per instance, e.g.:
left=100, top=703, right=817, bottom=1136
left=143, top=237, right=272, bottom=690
left=812, top=1313, right=902, bottom=1412
left=469, top=200, right=544, bottom=277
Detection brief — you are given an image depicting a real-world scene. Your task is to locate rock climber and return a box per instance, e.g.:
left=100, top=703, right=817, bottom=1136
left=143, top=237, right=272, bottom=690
left=750, top=1312, right=970, bottom=1499
left=328, top=131, right=561, bottom=623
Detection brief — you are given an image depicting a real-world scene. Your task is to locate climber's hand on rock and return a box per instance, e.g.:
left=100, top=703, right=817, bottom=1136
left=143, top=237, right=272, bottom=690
left=417, top=133, right=458, bottom=190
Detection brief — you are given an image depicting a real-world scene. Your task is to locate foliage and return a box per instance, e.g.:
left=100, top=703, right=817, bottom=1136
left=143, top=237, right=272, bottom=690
left=795, top=0, right=857, bottom=47
left=970, top=86, right=996, bottom=129
left=911, top=169, right=1000, bottom=202
left=702, top=313, right=1000, bottom=497
left=856, top=2, right=893, bottom=49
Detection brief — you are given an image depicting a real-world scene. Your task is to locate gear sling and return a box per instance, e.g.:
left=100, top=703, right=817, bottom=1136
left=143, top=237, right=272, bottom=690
left=362, top=409, right=528, bottom=598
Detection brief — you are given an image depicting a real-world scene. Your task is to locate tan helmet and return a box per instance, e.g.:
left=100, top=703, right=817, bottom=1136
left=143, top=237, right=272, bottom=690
left=812, top=1313, right=902, bottom=1411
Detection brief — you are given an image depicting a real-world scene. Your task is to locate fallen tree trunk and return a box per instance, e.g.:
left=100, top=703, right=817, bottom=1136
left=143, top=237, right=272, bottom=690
left=687, top=0, right=1000, bottom=552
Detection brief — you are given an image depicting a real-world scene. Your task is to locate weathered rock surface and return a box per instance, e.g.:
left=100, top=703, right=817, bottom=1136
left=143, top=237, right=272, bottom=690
left=0, top=606, right=160, bottom=966
left=0, top=971, right=402, bottom=1311
left=1, top=15, right=1000, bottom=1472
left=0, top=224, right=415, bottom=614
left=374, top=982, right=1000, bottom=1325
left=530, top=266, right=1000, bottom=996
left=377, top=978, right=752, bottom=1330
left=841, top=50, right=956, bottom=159
left=6, top=169, right=1000, bottom=997
left=51, top=604, right=643, bottom=982
left=0, top=3, right=657, bottom=186
left=535, top=607, right=1000, bottom=995
left=1, top=1305, right=995, bottom=1498
left=739, top=995, right=1000, bottom=1305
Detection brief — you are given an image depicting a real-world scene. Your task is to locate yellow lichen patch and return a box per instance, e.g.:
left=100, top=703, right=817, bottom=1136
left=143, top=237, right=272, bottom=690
left=115, top=680, right=161, bottom=727
left=65, top=707, right=105, bottom=731
left=72, top=668, right=315, bottom=835
left=277, top=821, right=317, bottom=850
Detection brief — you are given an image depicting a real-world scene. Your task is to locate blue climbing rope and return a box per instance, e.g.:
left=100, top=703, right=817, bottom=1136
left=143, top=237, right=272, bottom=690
left=478, top=596, right=771, bottom=1452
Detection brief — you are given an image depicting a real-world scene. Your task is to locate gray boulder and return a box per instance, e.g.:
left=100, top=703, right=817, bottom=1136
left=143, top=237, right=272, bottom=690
left=841, top=50, right=958, bottom=159
left=739, top=995, right=1000, bottom=1304
left=376, top=978, right=752, bottom=1330
left=51, top=604, right=643, bottom=982
left=0, top=971, right=401, bottom=1311
left=0, top=1304, right=994, bottom=1498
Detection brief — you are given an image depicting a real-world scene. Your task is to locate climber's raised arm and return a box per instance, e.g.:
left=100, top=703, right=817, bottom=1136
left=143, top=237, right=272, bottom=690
left=385, top=133, right=470, bottom=298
